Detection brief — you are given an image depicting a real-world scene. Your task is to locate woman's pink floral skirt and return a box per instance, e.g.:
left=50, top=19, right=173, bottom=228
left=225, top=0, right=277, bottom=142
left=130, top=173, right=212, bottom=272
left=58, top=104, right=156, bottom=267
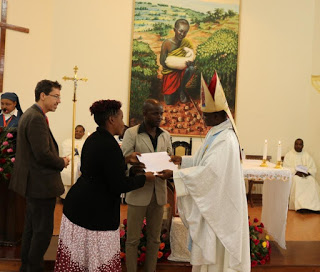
left=54, top=214, right=121, bottom=272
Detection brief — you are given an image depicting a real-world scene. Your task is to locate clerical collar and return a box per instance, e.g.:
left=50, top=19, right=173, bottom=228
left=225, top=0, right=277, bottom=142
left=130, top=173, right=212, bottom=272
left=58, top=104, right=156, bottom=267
left=1, top=108, right=18, bottom=118
left=138, top=122, right=163, bottom=136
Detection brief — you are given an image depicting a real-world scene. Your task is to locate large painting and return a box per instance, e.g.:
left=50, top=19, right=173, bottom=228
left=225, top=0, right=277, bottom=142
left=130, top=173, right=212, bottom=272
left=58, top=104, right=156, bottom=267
left=128, top=0, right=240, bottom=136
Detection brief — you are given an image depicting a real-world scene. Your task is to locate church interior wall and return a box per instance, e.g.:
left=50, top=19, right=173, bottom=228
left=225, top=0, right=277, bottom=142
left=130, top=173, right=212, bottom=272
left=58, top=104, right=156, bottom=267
left=309, top=0, right=320, bottom=182
left=2, top=0, right=320, bottom=180
left=236, top=0, right=316, bottom=173
left=3, top=0, right=54, bottom=114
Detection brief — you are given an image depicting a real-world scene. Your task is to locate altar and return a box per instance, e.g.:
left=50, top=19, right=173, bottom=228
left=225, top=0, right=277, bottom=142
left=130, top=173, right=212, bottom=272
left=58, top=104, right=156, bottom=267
left=243, top=159, right=292, bottom=249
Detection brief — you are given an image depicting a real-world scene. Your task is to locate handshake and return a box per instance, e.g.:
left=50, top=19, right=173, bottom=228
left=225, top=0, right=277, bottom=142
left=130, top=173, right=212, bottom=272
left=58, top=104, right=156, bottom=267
left=125, top=152, right=182, bottom=182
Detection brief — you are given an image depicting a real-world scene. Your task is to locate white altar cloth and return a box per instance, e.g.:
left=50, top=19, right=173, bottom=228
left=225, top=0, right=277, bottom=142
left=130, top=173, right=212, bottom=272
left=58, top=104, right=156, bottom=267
left=242, top=160, right=292, bottom=249
left=168, top=217, right=191, bottom=262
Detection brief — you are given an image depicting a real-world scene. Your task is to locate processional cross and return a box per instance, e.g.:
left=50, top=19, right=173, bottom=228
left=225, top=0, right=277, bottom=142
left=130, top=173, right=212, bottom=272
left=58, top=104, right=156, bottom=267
left=0, top=0, right=29, bottom=93
left=63, top=66, right=88, bottom=186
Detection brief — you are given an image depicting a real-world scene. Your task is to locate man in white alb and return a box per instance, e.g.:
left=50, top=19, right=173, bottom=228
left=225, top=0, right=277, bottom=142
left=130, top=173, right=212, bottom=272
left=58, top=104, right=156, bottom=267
left=60, top=125, right=86, bottom=197
left=284, top=138, right=320, bottom=213
left=158, top=72, right=250, bottom=272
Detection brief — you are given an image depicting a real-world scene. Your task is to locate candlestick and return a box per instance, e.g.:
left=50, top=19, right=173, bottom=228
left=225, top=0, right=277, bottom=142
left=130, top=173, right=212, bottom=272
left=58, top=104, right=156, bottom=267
left=275, top=161, right=282, bottom=169
left=260, top=159, right=268, bottom=167
left=260, top=140, right=268, bottom=167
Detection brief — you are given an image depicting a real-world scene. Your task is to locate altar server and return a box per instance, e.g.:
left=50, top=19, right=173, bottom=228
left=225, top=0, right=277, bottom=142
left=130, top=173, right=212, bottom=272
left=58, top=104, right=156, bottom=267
left=284, top=138, right=320, bottom=213
left=60, top=125, right=86, bottom=198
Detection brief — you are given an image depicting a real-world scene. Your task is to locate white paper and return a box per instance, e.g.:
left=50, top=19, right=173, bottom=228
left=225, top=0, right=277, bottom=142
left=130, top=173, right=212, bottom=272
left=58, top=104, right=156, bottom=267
left=138, top=152, right=178, bottom=173
left=295, top=165, right=308, bottom=174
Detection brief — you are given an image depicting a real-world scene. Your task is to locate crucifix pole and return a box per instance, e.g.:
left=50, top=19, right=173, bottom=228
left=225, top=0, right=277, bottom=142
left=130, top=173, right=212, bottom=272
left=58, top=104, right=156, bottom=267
left=63, top=66, right=87, bottom=186
left=0, top=0, right=29, bottom=92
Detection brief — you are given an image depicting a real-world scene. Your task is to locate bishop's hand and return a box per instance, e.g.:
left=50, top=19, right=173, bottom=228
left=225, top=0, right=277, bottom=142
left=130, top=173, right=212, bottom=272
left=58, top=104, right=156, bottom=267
left=170, top=155, right=182, bottom=165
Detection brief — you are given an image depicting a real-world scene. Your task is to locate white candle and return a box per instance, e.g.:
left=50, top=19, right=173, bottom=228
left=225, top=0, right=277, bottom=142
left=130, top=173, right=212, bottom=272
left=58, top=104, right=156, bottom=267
left=263, top=140, right=268, bottom=160
left=277, top=141, right=282, bottom=161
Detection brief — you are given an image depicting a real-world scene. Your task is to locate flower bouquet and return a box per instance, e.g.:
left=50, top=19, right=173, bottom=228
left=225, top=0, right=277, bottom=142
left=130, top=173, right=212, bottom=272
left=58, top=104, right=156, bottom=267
left=249, top=217, right=271, bottom=267
left=0, top=127, right=16, bottom=182
left=120, top=218, right=171, bottom=265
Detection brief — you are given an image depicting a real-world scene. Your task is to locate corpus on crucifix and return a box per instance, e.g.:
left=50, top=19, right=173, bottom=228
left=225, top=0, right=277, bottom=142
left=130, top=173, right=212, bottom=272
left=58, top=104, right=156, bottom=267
left=0, top=0, right=29, bottom=93
left=63, top=66, right=88, bottom=186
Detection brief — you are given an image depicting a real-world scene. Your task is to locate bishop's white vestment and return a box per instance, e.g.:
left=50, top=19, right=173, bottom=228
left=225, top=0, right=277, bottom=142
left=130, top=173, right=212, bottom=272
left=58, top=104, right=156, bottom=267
left=283, top=149, right=320, bottom=211
left=173, top=119, right=250, bottom=272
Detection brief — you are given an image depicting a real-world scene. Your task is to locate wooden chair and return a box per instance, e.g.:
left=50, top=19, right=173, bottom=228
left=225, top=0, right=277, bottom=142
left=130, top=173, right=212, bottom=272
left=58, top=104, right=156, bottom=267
left=171, top=138, right=192, bottom=156
left=167, top=138, right=192, bottom=217
left=246, top=155, right=271, bottom=207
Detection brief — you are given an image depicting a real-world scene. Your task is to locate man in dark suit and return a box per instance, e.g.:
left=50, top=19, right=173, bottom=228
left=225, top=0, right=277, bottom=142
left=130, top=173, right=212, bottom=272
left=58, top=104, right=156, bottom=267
left=9, top=80, right=69, bottom=272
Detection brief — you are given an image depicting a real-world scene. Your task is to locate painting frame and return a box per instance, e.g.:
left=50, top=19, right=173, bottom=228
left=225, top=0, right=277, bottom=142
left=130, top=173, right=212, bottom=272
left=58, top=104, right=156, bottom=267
left=128, top=0, right=240, bottom=137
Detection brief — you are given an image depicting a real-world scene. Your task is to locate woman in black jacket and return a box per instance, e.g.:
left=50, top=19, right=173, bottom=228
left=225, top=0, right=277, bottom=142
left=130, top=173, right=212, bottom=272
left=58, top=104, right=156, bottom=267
left=55, top=100, right=154, bottom=272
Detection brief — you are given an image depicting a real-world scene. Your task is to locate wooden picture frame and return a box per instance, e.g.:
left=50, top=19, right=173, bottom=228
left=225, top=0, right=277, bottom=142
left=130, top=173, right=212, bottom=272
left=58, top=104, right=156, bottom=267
left=128, top=0, right=240, bottom=136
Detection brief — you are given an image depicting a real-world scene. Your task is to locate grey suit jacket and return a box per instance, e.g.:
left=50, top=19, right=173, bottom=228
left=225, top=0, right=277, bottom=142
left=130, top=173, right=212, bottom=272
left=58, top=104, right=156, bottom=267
left=121, top=124, right=172, bottom=206
left=9, top=104, right=65, bottom=198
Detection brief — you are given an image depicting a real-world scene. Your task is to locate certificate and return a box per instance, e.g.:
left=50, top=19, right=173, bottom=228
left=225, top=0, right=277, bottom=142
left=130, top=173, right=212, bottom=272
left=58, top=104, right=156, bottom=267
left=138, top=152, right=178, bottom=173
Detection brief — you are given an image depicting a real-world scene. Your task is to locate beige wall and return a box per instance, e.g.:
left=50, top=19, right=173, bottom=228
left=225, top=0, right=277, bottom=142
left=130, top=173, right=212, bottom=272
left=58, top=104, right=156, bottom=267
left=236, top=0, right=320, bottom=180
left=3, top=0, right=320, bottom=178
left=309, top=0, right=320, bottom=181
left=3, top=0, right=54, bottom=112
left=48, top=0, right=136, bottom=143
left=236, top=0, right=314, bottom=158
left=312, top=0, right=320, bottom=75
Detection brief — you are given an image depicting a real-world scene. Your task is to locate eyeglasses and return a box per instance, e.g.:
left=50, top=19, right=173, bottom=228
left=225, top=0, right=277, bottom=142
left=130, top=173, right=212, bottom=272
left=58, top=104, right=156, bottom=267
left=47, top=94, right=61, bottom=100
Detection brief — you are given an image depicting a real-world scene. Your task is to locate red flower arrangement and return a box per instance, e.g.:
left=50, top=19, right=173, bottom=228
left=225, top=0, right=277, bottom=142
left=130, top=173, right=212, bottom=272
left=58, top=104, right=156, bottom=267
left=0, top=128, right=16, bottom=182
left=120, top=218, right=171, bottom=265
left=249, top=217, right=271, bottom=267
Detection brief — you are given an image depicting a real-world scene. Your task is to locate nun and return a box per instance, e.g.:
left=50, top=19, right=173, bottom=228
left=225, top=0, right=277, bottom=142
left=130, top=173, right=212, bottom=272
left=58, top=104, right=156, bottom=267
left=0, top=92, right=23, bottom=127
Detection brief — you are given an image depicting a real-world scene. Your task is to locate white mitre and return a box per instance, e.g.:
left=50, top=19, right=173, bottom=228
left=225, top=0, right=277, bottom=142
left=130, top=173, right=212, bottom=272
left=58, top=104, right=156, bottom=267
left=200, top=71, right=240, bottom=141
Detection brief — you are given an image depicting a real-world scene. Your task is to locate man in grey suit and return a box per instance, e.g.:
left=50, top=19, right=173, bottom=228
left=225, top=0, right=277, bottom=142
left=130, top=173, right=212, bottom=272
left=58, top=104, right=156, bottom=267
left=122, top=99, right=172, bottom=272
left=9, top=80, right=69, bottom=272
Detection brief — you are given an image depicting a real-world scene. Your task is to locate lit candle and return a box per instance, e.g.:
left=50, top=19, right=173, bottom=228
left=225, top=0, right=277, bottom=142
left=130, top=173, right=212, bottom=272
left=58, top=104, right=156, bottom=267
left=263, top=140, right=268, bottom=160
left=277, top=141, right=282, bottom=161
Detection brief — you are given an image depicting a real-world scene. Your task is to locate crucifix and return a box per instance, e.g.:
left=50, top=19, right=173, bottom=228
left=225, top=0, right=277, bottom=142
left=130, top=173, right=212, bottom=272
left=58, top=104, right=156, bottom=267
left=0, top=0, right=29, bottom=93
left=63, top=66, right=88, bottom=186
